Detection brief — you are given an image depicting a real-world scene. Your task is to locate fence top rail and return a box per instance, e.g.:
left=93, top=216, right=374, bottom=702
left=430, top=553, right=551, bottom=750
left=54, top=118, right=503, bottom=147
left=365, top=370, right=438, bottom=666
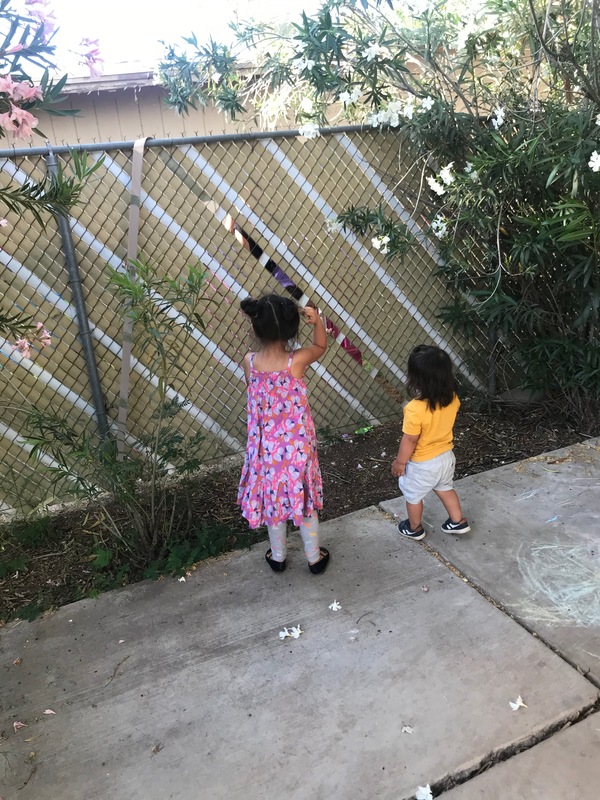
left=0, top=124, right=372, bottom=158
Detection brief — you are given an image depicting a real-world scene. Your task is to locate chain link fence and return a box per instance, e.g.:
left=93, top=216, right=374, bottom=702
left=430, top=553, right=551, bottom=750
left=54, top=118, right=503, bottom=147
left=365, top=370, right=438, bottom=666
left=0, top=125, right=488, bottom=516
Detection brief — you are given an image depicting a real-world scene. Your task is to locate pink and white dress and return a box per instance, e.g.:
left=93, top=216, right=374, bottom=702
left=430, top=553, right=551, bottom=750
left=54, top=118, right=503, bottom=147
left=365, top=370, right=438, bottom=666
left=237, top=353, right=323, bottom=529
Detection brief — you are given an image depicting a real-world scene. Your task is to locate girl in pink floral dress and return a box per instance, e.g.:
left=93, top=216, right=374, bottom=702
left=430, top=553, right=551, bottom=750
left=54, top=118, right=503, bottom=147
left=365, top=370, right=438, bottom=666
left=237, top=294, right=329, bottom=574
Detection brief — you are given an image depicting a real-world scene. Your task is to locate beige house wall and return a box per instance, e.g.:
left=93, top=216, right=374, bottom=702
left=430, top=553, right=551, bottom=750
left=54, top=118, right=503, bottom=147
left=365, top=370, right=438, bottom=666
left=36, top=85, right=241, bottom=145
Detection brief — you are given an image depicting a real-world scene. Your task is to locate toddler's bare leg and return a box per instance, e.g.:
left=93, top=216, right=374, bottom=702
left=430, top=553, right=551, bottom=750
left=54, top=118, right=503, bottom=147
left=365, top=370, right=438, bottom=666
left=406, top=500, right=424, bottom=530
left=433, top=489, right=465, bottom=523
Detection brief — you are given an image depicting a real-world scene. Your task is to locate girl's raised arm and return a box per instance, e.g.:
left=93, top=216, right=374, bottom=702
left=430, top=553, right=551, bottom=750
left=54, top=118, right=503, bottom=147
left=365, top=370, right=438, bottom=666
left=291, top=307, right=327, bottom=377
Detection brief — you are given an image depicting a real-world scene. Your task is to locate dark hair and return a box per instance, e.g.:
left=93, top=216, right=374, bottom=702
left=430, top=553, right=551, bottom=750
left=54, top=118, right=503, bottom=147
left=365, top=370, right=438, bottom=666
left=240, top=294, right=300, bottom=343
left=406, top=345, right=456, bottom=411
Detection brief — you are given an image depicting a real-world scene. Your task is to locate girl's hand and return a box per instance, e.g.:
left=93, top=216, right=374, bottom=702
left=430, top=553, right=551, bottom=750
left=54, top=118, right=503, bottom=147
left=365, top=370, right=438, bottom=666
left=302, top=307, right=320, bottom=325
left=391, top=458, right=406, bottom=478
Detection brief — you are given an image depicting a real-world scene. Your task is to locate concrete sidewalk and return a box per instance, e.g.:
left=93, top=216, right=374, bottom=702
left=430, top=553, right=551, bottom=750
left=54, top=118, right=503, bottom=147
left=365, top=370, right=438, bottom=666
left=1, top=441, right=599, bottom=799
left=381, top=437, right=600, bottom=685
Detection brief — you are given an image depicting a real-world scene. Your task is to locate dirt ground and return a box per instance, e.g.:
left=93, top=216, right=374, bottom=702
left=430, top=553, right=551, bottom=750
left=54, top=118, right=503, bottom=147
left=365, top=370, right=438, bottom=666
left=0, top=400, right=592, bottom=623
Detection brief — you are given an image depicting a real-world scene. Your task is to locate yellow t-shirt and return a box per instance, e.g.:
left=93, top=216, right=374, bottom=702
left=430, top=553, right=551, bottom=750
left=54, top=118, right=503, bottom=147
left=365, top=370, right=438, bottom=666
left=402, top=395, right=460, bottom=462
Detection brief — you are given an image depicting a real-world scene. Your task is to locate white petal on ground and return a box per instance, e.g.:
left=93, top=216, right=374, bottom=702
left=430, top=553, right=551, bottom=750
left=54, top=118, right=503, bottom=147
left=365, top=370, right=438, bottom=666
left=422, top=585, right=429, bottom=592
left=178, top=576, right=186, bottom=583
left=401, top=725, right=414, bottom=734
left=509, top=695, right=528, bottom=711
left=416, top=785, right=433, bottom=800
left=329, top=600, right=342, bottom=611
left=13, top=721, right=27, bottom=733
left=43, top=709, right=57, bottom=715
left=279, top=627, right=291, bottom=640
left=289, top=625, right=304, bottom=639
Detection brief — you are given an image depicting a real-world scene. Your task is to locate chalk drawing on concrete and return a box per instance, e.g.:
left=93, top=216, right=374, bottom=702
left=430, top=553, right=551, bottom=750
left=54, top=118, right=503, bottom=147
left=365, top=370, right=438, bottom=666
left=515, top=541, right=600, bottom=628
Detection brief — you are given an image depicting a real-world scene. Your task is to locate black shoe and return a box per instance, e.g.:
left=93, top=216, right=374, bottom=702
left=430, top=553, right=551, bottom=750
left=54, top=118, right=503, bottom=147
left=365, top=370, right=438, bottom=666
left=397, top=519, right=426, bottom=540
left=265, top=549, right=286, bottom=572
left=441, top=518, right=471, bottom=534
left=309, top=548, right=330, bottom=574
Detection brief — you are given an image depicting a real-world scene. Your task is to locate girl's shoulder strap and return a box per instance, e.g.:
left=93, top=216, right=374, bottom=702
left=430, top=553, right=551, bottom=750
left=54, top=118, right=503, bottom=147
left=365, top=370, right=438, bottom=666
left=249, top=352, right=255, bottom=369
left=287, top=352, right=294, bottom=370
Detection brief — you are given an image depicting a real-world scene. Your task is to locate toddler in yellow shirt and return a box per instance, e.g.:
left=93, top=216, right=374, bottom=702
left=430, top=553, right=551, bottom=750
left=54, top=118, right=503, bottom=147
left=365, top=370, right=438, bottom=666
left=391, top=345, right=470, bottom=540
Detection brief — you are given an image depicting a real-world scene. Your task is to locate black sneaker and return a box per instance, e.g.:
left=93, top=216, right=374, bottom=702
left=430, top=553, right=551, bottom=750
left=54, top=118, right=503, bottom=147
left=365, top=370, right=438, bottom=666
left=441, top=518, right=471, bottom=534
left=397, top=519, right=426, bottom=540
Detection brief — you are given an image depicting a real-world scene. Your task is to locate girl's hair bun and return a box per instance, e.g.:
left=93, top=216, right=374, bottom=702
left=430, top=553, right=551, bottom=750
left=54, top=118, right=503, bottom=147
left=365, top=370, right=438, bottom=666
left=240, top=297, right=260, bottom=319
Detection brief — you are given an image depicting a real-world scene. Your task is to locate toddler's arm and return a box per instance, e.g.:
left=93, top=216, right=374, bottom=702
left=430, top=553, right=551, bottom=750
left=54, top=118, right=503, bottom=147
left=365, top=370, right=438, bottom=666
left=391, top=433, right=420, bottom=477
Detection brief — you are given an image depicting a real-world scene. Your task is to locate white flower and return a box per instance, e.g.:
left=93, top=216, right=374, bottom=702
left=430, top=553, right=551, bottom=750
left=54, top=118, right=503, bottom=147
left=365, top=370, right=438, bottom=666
left=289, top=625, right=304, bottom=639
left=298, top=123, right=320, bottom=140
left=300, top=97, right=314, bottom=113
left=364, top=42, right=384, bottom=62
left=416, top=785, right=433, bottom=800
left=370, top=113, right=380, bottom=128
left=403, top=100, right=415, bottom=120
left=401, top=725, right=413, bottom=733
left=596, top=113, right=600, bottom=126
left=279, top=627, right=291, bottom=640
left=588, top=150, right=600, bottom=172
left=420, top=96, right=435, bottom=111
left=372, top=235, right=390, bottom=254
left=426, top=176, right=446, bottom=196
left=509, top=695, right=528, bottom=711
left=388, top=100, right=403, bottom=114
left=439, top=162, right=455, bottom=185
left=492, top=106, right=505, bottom=129
left=326, top=218, right=343, bottom=234
left=389, top=112, right=400, bottom=127
left=293, top=56, right=315, bottom=72
left=329, top=600, right=342, bottom=611
left=178, top=576, right=186, bottom=582
left=339, top=87, right=361, bottom=105
left=431, top=214, right=448, bottom=239
left=465, top=161, right=480, bottom=183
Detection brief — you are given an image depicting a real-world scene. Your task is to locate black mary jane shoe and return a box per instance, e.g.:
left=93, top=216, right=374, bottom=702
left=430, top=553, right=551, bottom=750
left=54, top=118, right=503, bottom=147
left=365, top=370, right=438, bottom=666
left=308, top=548, right=330, bottom=575
left=265, top=549, right=286, bottom=572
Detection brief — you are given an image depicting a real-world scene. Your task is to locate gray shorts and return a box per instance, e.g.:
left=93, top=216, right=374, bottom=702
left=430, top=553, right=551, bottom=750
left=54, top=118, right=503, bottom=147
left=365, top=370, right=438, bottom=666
left=399, top=450, right=456, bottom=504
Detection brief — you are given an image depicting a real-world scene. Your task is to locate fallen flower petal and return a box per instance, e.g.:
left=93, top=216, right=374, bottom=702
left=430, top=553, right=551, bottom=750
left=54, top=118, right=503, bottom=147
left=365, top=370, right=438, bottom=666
left=178, top=576, right=186, bottom=583
left=509, top=695, right=528, bottom=711
left=13, top=657, right=22, bottom=666
left=13, top=721, right=27, bottom=733
left=279, top=627, right=291, bottom=640
left=328, top=600, right=342, bottom=611
left=421, top=585, right=429, bottom=593
left=43, top=709, right=56, bottom=715
left=416, top=785, right=433, bottom=800
left=289, top=625, right=304, bottom=639
left=402, top=725, right=414, bottom=734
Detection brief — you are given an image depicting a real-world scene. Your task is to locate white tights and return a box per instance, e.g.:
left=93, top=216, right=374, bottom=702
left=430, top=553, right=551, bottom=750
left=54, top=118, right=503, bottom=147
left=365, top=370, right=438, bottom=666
left=267, top=512, right=320, bottom=564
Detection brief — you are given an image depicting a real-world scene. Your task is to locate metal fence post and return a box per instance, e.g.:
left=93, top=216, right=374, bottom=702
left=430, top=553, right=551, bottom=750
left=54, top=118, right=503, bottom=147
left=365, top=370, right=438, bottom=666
left=45, top=145, right=110, bottom=439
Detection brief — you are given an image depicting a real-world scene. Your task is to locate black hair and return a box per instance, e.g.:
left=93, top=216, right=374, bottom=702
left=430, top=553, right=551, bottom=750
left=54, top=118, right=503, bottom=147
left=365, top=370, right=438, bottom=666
left=406, top=345, right=456, bottom=411
left=240, top=294, right=300, bottom=343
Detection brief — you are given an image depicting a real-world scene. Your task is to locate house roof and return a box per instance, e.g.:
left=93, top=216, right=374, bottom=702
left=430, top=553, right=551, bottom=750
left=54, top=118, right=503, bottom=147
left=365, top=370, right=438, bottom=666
left=62, top=69, right=159, bottom=95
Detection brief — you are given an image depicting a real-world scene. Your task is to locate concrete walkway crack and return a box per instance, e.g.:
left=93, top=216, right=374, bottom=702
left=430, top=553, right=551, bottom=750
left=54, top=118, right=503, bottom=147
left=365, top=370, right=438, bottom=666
left=404, top=698, right=600, bottom=799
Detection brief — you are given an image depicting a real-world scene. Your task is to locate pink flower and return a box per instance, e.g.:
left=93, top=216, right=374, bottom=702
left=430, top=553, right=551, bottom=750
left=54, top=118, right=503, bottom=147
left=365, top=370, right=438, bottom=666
left=1, top=105, right=39, bottom=139
left=5, top=44, right=24, bottom=55
left=0, top=75, right=18, bottom=97
left=13, top=338, right=31, bottom=359
left=0, top=110, right=20, bottom=136
left=39, top=329, right=51, bottom=347
left=12, top=82, right=43, bottom=103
